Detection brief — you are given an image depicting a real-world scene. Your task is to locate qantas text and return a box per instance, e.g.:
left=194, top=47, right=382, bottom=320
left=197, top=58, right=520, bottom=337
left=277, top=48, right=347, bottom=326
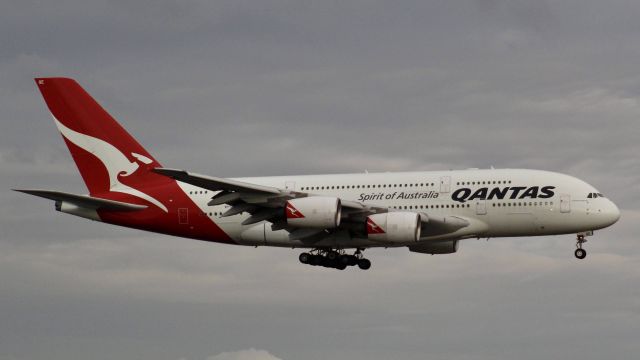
left=451, top=186, right=555, bottom=203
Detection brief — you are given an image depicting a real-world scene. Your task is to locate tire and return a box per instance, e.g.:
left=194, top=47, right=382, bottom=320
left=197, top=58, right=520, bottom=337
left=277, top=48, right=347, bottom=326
left=348, top=256, right=358, bottom=266
left=357, top=258, right=372, bottom=270
left=327, top=251, right=338, bottom=260
left=309, top=255, right=322, bottom=266
left=325, top=258, right=338, bottom=268
left=299, top=253, right=310, bottom=264
left=574, top=248, right=587, bottom=259
left=319, top=257, right=331, bottom=267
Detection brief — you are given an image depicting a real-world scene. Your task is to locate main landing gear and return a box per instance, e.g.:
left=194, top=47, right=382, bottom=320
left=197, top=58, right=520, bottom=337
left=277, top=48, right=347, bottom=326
left=299, top=249, right=371, bottom=270
left=574, top=234, right=587, bottom=259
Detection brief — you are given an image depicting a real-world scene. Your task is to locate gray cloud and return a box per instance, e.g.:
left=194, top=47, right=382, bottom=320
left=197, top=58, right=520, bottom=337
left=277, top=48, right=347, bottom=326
left=1, top=1, right=639, bottom=359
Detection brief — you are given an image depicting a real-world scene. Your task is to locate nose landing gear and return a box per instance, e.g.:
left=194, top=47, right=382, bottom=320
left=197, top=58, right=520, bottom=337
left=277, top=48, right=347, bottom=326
left=575, top=234, right=587, bottom=259
left=299, top=248, right=371, bottom=270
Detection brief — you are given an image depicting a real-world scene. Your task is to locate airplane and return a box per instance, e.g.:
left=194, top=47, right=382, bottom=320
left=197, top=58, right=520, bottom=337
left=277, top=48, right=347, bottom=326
left=15, top=78, right=621, bottom=270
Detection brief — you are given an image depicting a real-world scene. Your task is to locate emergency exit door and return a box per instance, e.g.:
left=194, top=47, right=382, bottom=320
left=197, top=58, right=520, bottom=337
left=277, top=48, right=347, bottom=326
left=285, top=181, right=296, bottom=191
left=440, top=176, right=451, bottom=193
left=560, top=194, right=571, bottom=213
left=476, top=200, right=487, bottom=215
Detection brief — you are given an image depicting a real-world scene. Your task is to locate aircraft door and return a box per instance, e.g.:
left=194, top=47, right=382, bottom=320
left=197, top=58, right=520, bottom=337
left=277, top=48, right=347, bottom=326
left=476, top=199, right=487, bottom=215
left=285, top=181, right=296, bottom=191
left=440, top=176, right=451, bottom=193
left=178, top=208, right=189, bottom=224
left=560, top=194, right=571, bottom=213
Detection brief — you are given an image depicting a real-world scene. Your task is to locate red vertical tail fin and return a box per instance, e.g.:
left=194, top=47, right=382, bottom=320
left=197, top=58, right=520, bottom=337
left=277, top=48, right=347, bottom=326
left=35, top=78, right=171, bottom=208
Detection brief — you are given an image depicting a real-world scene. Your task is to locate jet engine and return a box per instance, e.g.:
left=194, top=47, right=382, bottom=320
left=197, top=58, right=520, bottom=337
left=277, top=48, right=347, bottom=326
left=366, top=212, right=421, bottom=243
left=285, top=197, right=342, bottom=228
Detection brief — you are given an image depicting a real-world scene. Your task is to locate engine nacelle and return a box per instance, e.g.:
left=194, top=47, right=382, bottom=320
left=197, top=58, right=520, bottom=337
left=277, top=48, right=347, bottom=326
left=408, top=240, right=459, bottom=254
left=285, top=197, right=342, bottom=228
left=366, top=212, right=421, bottom=243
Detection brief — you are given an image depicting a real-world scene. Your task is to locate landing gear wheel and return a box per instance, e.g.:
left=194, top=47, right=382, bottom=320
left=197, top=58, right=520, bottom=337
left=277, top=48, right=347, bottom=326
left=338, top=255, right=355, bottom=266
left=309, top=254, right=322, bottom=266
left=357, top=258, right=371, bottom=270
left=348, top=256, right=358, bottom=266
left=574, top=248, right=587, bottom=259
left=299, top=252, right=311, bottom=264
left=575, top=234, right=588, bottom=259
left=299, top=248, right=371, bottom=270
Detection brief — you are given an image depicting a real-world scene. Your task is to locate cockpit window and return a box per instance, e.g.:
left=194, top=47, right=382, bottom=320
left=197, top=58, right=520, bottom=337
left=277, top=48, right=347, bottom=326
left=588, top=192, right=606, bottom=198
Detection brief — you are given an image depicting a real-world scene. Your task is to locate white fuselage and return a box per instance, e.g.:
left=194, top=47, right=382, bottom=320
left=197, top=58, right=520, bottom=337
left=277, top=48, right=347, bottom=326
left=180, top=169, right=620, bottom=249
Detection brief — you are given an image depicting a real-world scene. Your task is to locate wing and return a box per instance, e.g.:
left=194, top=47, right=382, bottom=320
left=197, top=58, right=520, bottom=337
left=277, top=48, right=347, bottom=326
left=153, top=168, right=470, bottom=241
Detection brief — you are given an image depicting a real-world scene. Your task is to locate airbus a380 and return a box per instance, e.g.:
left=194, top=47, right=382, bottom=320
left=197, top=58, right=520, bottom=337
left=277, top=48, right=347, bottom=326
left=16, top=78, right=621, bottom=270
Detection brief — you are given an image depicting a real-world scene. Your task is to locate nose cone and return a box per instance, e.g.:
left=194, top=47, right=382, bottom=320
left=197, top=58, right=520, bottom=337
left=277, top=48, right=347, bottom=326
left=599, top=200, right=621, bottom=228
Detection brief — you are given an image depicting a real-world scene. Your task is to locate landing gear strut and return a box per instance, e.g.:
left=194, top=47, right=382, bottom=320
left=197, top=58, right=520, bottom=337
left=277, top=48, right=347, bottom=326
left=575, top=234, right=587, bottom=259
left=299, top=248, right=371, bottom=270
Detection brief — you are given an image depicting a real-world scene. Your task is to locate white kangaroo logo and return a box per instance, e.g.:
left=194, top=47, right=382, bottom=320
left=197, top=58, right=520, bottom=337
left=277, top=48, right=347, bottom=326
left=53, top=115, right=168, bottom=212
left=286, top=204, right=302, bottom=217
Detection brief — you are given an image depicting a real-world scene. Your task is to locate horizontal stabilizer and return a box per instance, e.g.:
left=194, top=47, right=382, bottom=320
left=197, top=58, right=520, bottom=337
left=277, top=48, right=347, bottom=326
left=13, top=189, right=148, bottom=211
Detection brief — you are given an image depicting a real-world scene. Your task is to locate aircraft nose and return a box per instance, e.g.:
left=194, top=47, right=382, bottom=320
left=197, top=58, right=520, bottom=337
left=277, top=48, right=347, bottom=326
left=600, top=200, right=621, bottom=228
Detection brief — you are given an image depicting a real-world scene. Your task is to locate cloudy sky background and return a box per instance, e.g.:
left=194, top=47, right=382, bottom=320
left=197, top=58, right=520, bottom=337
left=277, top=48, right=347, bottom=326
left=1, top=1, right=640, bottom=359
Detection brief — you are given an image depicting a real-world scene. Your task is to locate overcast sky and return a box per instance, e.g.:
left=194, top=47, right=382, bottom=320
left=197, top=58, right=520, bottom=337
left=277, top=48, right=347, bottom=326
left=1, top=1, right=640, bottom=359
